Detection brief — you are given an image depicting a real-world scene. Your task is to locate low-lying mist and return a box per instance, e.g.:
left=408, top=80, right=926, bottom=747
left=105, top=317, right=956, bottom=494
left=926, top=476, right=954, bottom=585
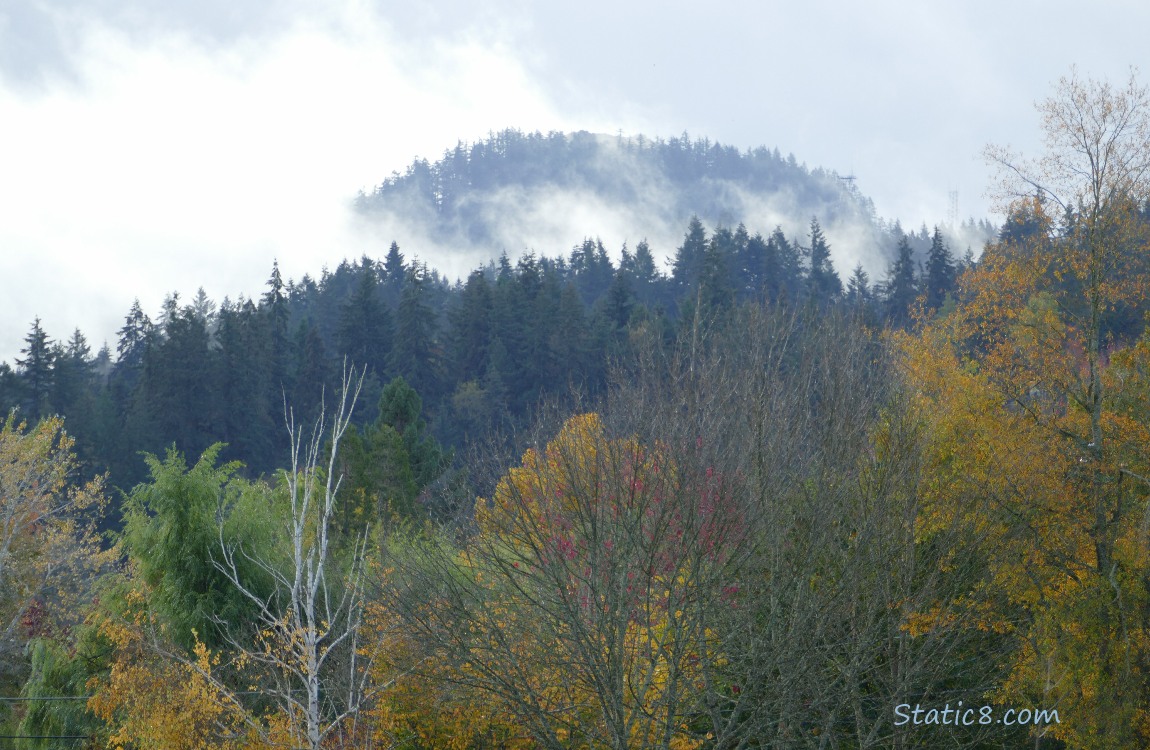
left=354, top=129, right=996, bottom=279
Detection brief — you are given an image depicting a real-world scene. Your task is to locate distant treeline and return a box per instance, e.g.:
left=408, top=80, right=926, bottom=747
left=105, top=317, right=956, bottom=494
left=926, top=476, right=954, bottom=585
left=2, top=214, right=982, bottom=495
left=356, top=128, right=997, bottom=257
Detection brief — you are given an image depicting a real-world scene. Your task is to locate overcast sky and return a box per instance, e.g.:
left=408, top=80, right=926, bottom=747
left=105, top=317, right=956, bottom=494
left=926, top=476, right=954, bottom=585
left=2, top=0, right=1148, bottom=363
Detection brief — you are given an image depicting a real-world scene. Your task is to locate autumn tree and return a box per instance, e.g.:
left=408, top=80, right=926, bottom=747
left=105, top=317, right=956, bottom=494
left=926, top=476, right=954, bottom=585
left=0, top=415, right=107, bottom=682
left=0, top=415, right=111, bottom=746
left=381, top=411, right=745, bottom=750
left=373, top=304, right=998, bottom=749
left=614, top=306, right=1005, bottom=749
left=902, top=68, right=1150, bottom=748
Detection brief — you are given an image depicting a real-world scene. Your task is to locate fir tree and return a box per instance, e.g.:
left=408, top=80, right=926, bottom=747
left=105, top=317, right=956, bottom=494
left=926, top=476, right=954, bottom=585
left=924, top=227, right=957, bottom=312
left=846, top=263, right=872, bottom=305
left=382, top=241, right=407, bottom=308
left=766, top=226, right=804, bottom=304
left=448, top=270, right=493, bottom=384
left=805, top=217, right=842, bottom=302
left=16, top=318, right=54, bottom=419
left=337, top=260, right=392, bottom=376
left=884, top=234, right=918, bottom=326
left=671, top=216, right=708, bottom=299
left=389, top=263, right=440, bottom=397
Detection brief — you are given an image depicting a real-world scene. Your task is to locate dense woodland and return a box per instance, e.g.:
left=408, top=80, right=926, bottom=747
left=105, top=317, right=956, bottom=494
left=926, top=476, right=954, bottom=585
left=3, top=72, right=1150, bottom=749
left=0, top=207, right=981, bottom=494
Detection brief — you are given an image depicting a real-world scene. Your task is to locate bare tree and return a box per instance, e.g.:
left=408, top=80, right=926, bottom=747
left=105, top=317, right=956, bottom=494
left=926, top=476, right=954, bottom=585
left=380, top=307, right=1006, bottom=749
left=213, top=365, right=377, bottom=750
left=613, top=306, right=1012, bottom=749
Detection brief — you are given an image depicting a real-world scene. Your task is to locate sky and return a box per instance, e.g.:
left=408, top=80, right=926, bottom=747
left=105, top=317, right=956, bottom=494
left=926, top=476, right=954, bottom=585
left=2, top=0, right=1149, bottom=363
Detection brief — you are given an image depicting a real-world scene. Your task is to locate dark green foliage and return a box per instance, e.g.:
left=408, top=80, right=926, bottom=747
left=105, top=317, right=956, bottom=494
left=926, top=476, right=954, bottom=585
left=599, top=270, right=635, bottom=334
left=569, top=238, right=614, bottom=306
left=114, top=299, right=152, bottom=379
left=261, top=262, right=293, bottom=406
left=925, top=226, right=957, bottom=312
left=619, top=239, right=666, bottom=308
left=846, top=263, right=872, bottom=306
left=211, top=299, right=277, bottom=474
left=885, top=234, right=919, bottom=327
left=734, top=227, right=767, bottom=300
left=382, top=241, right=407, bottom=309
left=805, top=217, right=842, bottom=302
left=16, top=318, right=53, bottom=419
left=144, top=302, right=214, bottom=459
left=0, top=362, right=19, bottom=416
left=448, top=270, right=493, bottom=384
left=389, top=263, right=440, bottom=397
left=379, top=377, right=446, bottom=490
left=766, top=226, right=805, bottom=304
left=292, top=320, right=331, bottom=420
left=337, top=377, right=447, bottom=530
left=698, top=232, right=735, bottom=314
left=49, top=330, right=100, bottom=467
left=2, top=210, right=997, bottom=503
left=671, top=216, right=708, bottom=300
left=337, top=257, right=392, bottom=377
left=15, top=634, right=109, bottom=749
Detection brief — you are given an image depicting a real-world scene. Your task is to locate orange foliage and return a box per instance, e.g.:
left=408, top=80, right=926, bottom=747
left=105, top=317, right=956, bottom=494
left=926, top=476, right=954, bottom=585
left=87, top=585, right=267, bottom=750
left=368, top=414, right=729, bottom=748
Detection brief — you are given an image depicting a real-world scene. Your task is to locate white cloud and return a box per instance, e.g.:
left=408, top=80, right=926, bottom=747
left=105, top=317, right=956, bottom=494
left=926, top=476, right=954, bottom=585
left=0, top=1, right=580, bottom=361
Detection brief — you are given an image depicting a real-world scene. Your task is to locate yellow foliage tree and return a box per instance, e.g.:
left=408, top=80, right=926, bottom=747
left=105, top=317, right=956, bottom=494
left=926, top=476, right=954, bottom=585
left=376, top=413, right=738, bottom=749
left=87, top=584, right=267, bottom=750
left=904, top=69, right=1150, bottom=748
left=0, top=413, right=108, bottom=677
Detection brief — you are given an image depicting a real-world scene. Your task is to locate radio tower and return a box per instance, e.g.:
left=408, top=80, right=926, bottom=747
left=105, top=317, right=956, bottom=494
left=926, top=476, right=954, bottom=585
left=947, top=189, right=959, bottom=229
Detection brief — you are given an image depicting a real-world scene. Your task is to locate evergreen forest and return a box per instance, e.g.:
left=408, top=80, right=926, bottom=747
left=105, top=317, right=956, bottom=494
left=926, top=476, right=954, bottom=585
left=2, top=73, right=1150, bottom=749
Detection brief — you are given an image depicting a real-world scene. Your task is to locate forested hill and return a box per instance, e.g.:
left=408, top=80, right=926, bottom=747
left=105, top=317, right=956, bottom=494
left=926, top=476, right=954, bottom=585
left=0, top=129, right=998, bottom=494
left=1, top=210, right=981, bottom=495
left=356, top=129, right=868, bottom=234
left=355, top=129, right=994, bottom=266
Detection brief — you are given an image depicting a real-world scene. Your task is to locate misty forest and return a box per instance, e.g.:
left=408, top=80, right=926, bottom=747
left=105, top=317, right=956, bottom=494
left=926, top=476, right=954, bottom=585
left=3, top=71, right=1150, bottom=749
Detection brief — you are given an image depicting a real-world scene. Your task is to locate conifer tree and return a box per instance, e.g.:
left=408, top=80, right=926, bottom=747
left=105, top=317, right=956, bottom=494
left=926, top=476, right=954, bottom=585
left=50, top=330, right=96, bottom=444
left=16, top=318, right=54, bottom=419
left=924, top=226, right=957, bottom=311
left=448, top=270, right=493, bottom=384
left=846, top=263, right=872, bottom=305
left=337, top=259, right=392, bottom=377
left=738, top=231, right=769, bottom=300
left=628, top=238, right=664, bottom=307
left=805, top=217, right=842, bottom=302
left=766, top=226, right=804, bottom=303
left=292, top=321, right=331, bottom=419
left=382, top=241, right=407, bottom=308
left=698, top=234, right=734, bottom=313
left=671, top=216, right=708, bottom=299
left=389, top=263, right=439, bottom=398
left=570, top=238, right=614, bottom=306
left=884, top=234, right=918, bottom=326
left=116, top=299, right=152, bottom=372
